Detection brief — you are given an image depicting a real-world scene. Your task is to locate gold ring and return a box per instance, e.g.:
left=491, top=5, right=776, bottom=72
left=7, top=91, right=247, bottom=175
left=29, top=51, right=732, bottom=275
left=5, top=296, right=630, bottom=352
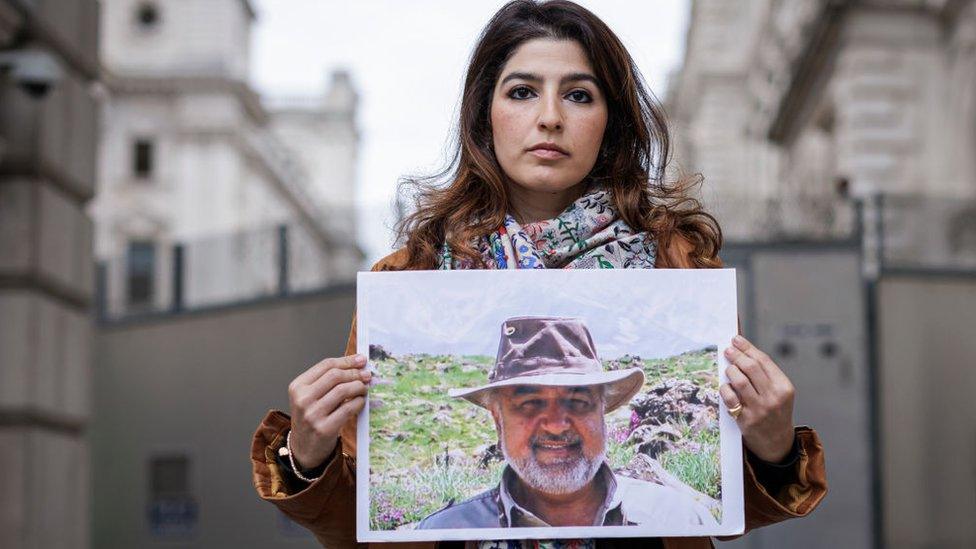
left=728, top=403, right=743, bottom=419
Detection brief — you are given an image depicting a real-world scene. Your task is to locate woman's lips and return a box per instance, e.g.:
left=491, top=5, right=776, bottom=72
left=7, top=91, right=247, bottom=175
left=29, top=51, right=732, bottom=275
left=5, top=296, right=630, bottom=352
left=528, top=148, right=569, bottom=160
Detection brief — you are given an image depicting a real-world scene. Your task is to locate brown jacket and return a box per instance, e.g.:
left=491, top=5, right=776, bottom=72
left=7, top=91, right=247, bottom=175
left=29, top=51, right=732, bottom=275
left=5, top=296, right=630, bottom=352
left=251, top=238, right=828, bottom=549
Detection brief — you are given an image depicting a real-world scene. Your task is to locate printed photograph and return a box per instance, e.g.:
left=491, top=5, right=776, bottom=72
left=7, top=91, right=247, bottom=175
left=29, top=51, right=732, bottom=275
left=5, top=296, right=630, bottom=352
left=357, top=269, right=741, bottom=541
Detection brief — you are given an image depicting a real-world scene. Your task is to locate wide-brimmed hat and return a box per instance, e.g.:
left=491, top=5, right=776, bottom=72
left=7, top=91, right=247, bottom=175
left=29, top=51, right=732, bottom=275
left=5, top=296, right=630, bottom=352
left=448, top=316, right=645, bottom=412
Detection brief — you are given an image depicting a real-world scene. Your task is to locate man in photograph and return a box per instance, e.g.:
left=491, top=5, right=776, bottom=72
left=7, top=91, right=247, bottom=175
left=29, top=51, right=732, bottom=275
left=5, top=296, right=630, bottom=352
left=416, top=316, right=718, bottom=529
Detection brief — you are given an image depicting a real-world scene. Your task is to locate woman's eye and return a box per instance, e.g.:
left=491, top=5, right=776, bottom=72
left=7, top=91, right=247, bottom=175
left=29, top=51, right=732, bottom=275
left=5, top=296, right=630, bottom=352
left=567, top=90, right=592, bottom=103
left=509, top=86, right=535, bottom=100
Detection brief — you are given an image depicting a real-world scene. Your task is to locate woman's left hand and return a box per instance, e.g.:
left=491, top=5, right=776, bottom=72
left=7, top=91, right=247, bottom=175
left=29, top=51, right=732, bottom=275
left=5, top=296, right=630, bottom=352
left=720, top=334, right=796, bottom=463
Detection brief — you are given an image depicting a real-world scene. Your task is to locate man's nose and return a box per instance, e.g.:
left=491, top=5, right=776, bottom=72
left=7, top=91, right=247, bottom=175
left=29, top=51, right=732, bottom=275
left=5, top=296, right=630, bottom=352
left=536, top=93, right=563, bottom=132
left=538, top=402, right=572, bottom=433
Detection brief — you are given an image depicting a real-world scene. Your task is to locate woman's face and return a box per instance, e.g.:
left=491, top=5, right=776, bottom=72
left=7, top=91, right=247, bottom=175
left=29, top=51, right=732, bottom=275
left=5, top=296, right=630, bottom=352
left=490, top=38, right=608, bottom=197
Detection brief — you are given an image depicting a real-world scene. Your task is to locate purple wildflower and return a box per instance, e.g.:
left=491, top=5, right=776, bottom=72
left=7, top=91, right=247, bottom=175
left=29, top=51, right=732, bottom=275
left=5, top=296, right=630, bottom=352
left=609, top=426, right=629, bottom=444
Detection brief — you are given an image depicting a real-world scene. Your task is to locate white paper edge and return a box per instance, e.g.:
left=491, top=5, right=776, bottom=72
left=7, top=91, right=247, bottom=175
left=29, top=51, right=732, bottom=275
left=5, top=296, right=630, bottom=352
left=356, top=271, right=371, bottom=540
left=355, top=269, right=746, bottom=542
left=718, top=268, right=745, bottom=536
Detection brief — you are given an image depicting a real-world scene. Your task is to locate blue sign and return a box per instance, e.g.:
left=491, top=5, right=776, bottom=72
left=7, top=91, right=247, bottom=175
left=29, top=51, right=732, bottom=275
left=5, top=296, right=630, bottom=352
left=148, top=497, right=198, bottom=538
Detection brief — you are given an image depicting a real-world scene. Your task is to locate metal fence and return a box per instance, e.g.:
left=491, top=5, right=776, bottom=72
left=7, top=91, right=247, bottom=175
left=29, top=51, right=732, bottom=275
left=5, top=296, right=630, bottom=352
left=877, top=194, right=976, bottom=272
left=711, top=192, right=976, bottom=272
left=96, top=222, right=358, bottom=322
left=705, top=192, right=858, bottom=244
left=95, top=194, right=975, bottom=322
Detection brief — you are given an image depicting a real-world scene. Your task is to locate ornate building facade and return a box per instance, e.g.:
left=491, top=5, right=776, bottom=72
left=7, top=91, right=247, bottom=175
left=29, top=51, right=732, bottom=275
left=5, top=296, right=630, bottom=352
left=668, top=0, right=976, bottom=268
left=91, top=0, right=362, bottom=317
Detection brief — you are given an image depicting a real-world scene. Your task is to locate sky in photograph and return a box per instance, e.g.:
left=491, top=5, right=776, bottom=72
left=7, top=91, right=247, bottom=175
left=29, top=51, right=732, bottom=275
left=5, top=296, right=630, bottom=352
left=250, top=1, right=690, bottom=265
left=358, top=269, right=736, bottom=360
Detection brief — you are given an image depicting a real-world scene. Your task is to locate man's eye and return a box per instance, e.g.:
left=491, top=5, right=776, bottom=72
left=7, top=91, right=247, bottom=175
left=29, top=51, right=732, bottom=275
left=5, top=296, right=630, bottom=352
left=518, top=399, right=543, bottom=411
left=567, top=399, right=593, bottom=412
left=509, top=86, right=535, bottom=100
left=567, top=90, right=592, bottom=103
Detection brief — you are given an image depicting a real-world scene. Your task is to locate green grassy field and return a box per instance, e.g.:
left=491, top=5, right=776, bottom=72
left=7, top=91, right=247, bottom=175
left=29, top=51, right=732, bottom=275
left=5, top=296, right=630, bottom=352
left=368, top=349, right=720, bottom=530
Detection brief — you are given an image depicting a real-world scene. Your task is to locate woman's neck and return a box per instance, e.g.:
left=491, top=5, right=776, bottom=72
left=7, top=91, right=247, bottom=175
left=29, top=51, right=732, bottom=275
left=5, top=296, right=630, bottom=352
left=508, top=181, right=587, bottom=224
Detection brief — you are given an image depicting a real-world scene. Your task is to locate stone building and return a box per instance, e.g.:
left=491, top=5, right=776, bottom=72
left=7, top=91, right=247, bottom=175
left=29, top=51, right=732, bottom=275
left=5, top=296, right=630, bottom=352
left=90, top=0, right=363, bottom=318
left=0, top=1, right=100, bottom=548
left=668, top=0, right=976, bottom=267
left=669, top=2, right=976, bottom=548
left=266, top=69, right=359, bottom=229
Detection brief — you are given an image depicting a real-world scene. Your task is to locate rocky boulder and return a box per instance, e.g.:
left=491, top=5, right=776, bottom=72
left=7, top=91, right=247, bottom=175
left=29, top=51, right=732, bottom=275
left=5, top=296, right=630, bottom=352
left=475, top=443, right=503, bottom=469
left=630, top=378, right=718, bottom=434
left=628, top=423, right=681, bottom=458
left=369, top=344, right=392, bottom=361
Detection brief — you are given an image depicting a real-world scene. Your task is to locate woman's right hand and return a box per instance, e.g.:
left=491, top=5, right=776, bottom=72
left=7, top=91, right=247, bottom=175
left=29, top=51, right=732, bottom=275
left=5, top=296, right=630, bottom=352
left=287, top=354, right=371, bottom=470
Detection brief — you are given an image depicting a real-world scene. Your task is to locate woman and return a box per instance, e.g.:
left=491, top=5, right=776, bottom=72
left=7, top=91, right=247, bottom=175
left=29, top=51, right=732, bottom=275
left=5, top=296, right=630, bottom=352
left=251, top=1, right=827, bottom=547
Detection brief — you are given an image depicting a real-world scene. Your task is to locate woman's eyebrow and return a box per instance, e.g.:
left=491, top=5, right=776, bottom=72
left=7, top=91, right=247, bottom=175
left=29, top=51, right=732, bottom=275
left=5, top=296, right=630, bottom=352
left=500, top=71, right=599, bottom=86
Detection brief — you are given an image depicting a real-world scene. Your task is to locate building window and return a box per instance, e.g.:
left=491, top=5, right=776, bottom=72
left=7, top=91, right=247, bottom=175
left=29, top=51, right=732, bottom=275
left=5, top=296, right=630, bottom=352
left=126, top=240, right=155, bottom=308
left=147, top=454, right=197, bottom=538
left=150, top=455, right=189, bottom=498
left=133, top=139, right=154, bottom=179
left=135, top=2, right=161, bottom=30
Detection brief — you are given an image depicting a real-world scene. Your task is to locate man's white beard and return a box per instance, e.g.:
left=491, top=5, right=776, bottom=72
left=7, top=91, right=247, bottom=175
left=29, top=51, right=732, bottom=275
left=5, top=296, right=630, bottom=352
left=499, top=424, right=605, bottom=495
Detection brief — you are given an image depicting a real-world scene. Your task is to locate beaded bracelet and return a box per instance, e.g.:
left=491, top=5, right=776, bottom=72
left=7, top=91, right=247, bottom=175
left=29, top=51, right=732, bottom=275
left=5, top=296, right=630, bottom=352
left=282, top=429, right=322, bottom=483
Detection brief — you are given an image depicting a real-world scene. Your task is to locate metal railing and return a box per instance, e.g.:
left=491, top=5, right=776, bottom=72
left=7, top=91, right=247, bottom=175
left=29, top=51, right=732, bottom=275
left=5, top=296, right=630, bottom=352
left=95, top=193, right=976, bottom=321
left=96, top=222, right=360, bottom=322
left=705, top=192, right=858, bottom=244
left=876, top=194, right=976, bottom=272
left=708, top=191, right=976, bottom=272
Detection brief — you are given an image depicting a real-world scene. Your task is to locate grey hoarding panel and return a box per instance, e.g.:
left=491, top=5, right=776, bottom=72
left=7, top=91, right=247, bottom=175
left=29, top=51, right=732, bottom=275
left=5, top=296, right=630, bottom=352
left=719, top=248, right=871, bottom=549
left=879, top=277, right=976, bottom=548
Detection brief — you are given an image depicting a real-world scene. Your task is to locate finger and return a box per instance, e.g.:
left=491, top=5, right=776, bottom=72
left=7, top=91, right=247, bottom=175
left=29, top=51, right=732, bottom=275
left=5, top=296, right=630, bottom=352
left=719, top=383, right=741, bottom=413
left=305, top=366, right=371, bottom=404
left=762, top=359, right=793, bottom=391
left=307, top=379, right=369, bottom=420
left=732, top=336, right=776, bottom=373
left=294, top=354, right=367, bottom=387
left=726, top=363, right=760, bottom=404
left=315, top=395, right=367, bottom=437
left=733, top=335, right=790, bottom=385
left=724, top=345, right=771, bottom=393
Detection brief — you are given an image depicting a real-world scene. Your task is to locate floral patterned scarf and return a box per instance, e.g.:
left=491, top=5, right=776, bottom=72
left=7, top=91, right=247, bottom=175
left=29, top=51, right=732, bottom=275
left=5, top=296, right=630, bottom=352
left=438, top=185, right=656, bottom=270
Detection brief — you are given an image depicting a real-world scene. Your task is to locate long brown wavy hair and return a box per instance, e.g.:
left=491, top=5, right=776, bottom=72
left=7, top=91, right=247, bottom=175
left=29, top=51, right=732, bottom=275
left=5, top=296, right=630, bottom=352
left=394, top=0, right=721, bottom=269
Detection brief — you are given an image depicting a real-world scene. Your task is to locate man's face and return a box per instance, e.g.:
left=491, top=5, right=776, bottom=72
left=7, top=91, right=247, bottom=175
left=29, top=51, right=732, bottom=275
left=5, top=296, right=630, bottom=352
left=490, top=385, right=607, bottom=495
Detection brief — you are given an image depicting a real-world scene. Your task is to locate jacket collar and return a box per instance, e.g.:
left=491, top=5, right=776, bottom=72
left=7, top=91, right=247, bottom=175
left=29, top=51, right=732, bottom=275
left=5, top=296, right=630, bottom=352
left=496, top=462, right=621, bottom=527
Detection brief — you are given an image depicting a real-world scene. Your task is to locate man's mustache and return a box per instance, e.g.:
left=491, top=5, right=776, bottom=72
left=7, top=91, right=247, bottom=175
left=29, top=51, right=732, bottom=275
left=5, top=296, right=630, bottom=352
left=531, top=432, right=582, bottom=447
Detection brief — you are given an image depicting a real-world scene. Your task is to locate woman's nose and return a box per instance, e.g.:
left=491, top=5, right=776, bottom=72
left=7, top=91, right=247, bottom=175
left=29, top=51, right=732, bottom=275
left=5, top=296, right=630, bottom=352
left=537, top=94, right=563, bottom=132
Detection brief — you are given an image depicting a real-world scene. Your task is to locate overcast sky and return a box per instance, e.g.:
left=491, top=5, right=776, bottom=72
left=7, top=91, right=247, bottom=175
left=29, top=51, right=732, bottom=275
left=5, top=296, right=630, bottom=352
left=250, top=1, right=689, bottom=265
